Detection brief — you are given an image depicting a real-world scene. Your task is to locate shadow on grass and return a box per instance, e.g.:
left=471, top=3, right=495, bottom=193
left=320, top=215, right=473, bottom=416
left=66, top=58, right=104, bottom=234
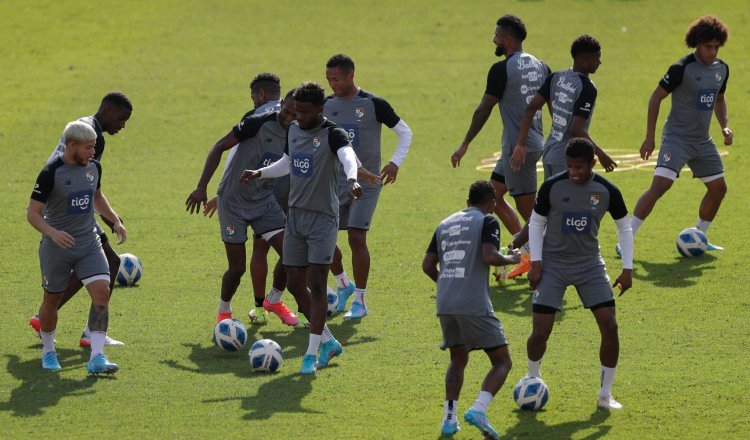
left=0, top=349, right=108, bottom=417
left=504, top=407, right=612, bottom=439
left=489, top=281, right=580, bottom=321
left=634, top=253, right=717, bottom=288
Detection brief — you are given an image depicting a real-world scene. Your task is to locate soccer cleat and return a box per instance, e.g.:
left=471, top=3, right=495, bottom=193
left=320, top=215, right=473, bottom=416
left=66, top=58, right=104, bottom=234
left=507, top=253, right=531, bottom=279
left=87, top=354, right=119, bottom=375
left=597, top=395, right=623, bottom=410
left=216, top=312, right=233, bottom=323
left=493, top=266, right=509, bottom=286
left=706, top=243, right=724, bottom=251
left=247, top=307, right=269, bottom=325
left=336, top=282, right=356, bottom=312
left=79, top=333, right=125, bottom=347
left=343, top=301, right=368, bottom=320
left=463, top=409, right=500, bottom=440
left=300, top=354, right=318, bottom=374
left=263, top=299, right=300, bottom=326
left=615, top=243, right=622, bottom=257
left=29, top=314, right=41, bottom=337
left=295, top=314, right=311, bottom=329
left=41, top=352, right=62, bottom=371
left=317, top=338, right=343, bottom=367
left=440, top=420, right=460, bottom=437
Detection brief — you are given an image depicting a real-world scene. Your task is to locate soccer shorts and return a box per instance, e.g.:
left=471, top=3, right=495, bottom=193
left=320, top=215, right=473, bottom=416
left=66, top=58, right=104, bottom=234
left=543, top=163, right=566, bottom=180
left=283, top=208, right=338, bottom=266
left=217, top=196, right=286, bottom=244
left=39, top=237, right=109, bottom=293
left=494, top=151, right=541, bottom=196
left=338, top=184, right=381, bottom=230
left=532, top=264, right=614, bottom=311
left=439, top=314, right=508, bottom=351
left=656, top=136, right=724, bottom=179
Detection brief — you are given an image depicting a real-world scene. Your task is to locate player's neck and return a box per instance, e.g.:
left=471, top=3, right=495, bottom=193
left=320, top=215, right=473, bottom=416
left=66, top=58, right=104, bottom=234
left=505, top=45, right=522, bottom=57
left=338, top=85, right=359, bottom=99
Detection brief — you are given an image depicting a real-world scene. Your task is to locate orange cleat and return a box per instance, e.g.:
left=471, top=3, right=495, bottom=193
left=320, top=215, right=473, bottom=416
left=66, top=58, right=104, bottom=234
left=263, top=299, right=299, bottom=326
left=507, top=254, right=531, bottom=279
left=216, top=312, right=233, bottom=323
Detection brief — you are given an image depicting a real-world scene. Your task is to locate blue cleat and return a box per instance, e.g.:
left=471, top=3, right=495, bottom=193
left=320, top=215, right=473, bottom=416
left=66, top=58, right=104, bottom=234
left=441, top=420, right=460, bottom=437
left=706, top=242, right=724, bottom=251
left=318, top=338, right=343, bottom=367
left=42, top=352, right=61, bottom=371
left=343, top=301, right=368, bottom=320
left=336, top=282, right=356, bottom=313
left=87, top=354, right=119, bottom=375
left=615, top=243, right=622, bottom=257
left=464, top=409, right=500, bottom=440
left=300, top=354, right=318, bottom=374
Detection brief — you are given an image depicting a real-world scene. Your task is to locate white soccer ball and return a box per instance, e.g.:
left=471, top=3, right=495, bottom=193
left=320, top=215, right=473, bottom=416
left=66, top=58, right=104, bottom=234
left=513, top=376, right=549, bottom=410
left=248, top=339, right=283, bottom=372
left=213, top=318, right=247, bottom=352
left=326, top=286, right=339, bottom=316
left=676, top=227, right=708, bottom=258
left=116, top=253, right=143, bottom=286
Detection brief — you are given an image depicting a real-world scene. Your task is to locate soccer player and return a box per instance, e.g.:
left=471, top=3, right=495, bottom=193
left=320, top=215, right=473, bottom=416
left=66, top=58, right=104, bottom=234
left=241, top=81, right=370, bottom=374
left=628, top=16, right=732, bottom=249
left=28, top=121, right=126, bottom=374
left=323, top=53, right=413, bottom=319
left=423, top=180, right=521, bottom=439
left=185, top=88, right=299, bottom=327
left=518, top=138, right=633, bottom=410
left=29, top=92, right=132, bottom=347
left=451, top=15, right=550, bottom=279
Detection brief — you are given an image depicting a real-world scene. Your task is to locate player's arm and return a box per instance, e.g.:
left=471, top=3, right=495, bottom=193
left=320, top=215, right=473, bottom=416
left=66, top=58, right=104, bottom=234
left=337, top=146, right=363, bottom=201
left=714, top=94, right=733, bottom=146
left=381, top=119, right=412, bottom=185
left=569, top=116, right=615, bottom=172
left=510, top=93, right=546, bottom=171
left=422, top=232, right=440, bottom=282
left=185, top=130, right=239, bottom=214
left=240, top=153, right=291, bottom=182
left=641, top=86, right=670, bottom=160
left=452, top=94, right=498, bottom=168
left=27, top=199, right=75, bottom=248
left=607, top=183, right=632, bottom=296
left=481, top=215, right=520, bottom=266
left=527, top=179, right=552, bottom=289
left=94, top=189, right=126, bottom=244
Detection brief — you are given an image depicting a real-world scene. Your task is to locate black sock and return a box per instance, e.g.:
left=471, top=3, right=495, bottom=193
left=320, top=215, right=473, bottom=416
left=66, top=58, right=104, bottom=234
left=255, top=297, right=264, bottom=308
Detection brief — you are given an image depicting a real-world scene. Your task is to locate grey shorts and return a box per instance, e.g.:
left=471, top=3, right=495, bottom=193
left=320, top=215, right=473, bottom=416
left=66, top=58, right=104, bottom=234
left=439, top=314, right=509, bottom=351
left=272, top=175, right=290, bottom=213
left=543, top=163, right=567, bottom=180
left=533, top=264, right=613, bottom=311
left=656, top=136, right=723, bottom=179
left=283, top=208, right=338, bottom=266
left=491, top=151, right=542, bottom=196
left=339, top=184, right=381, bottom=230
left=217, top=197, right=286, bottom=243
left=39, top=238, right=109, bottom=293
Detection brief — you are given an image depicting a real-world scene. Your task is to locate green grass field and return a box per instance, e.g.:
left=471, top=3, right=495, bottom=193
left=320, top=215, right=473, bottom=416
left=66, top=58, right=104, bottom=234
left=1, top=1, right=749, bottom=438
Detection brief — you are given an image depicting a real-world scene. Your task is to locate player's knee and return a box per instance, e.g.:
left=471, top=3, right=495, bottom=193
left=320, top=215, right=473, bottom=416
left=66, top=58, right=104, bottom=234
left=710, top=181, right=728, bottom=198
left=530, top=326, right=552, bottom=342
left=226, top=264, right=246, bottom=278
left=348, top=230, right=367, bottom=249
left=108, top=254, right=121, bottom=271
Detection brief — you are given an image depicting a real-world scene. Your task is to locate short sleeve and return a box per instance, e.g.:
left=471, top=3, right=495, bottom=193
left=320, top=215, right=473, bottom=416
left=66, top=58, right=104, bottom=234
left=31, top=166, right=56, bottom=203
left=538, top=73, right=553, bottom=100
left=534, top=179, right=553, bottom=217
left=481, top=215, right=500, bottom=248
left=372, top=96, right=401, bottom=128
left=427, top=231, right=438, bottom=254
left=606, top=183, right=628, bottom=220
left=572, top=77, right=597, bottom=118
left=658, top=63, right=685, bottom=93
left=328, top=126, right=351, bottom=154
left=232, top=114, right=266, bottom=142
left=485, top=61, right=508, bottom=99
left=719, top=62, right=729, bottom=94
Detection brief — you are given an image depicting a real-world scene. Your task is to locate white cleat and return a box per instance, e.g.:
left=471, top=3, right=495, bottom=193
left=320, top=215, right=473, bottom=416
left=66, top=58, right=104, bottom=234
left=80, top=335, right=126, bottom=347
left=597, top=395, right=623, bottom=410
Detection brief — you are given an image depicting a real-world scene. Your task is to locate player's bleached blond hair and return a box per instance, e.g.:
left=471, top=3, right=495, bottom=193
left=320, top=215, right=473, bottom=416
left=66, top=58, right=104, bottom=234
left=63, top=121, right=97, bottom=144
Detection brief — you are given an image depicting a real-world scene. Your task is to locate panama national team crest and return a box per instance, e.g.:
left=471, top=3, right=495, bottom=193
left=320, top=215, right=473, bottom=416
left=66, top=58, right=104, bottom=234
left=590, top=194, right=600, bottom=206
left=355, top=107, right=365, bottom=118
left=313, top=137, right=321, bottom=148
left=715, top=72, right=722, bottom=82
left=85, top=171, right=94, bottom=182
left=226, top=226, right=235, bottom=236
left=43, top=276, right=49, bottom=286
left=663, top=152, right=671, bottom=162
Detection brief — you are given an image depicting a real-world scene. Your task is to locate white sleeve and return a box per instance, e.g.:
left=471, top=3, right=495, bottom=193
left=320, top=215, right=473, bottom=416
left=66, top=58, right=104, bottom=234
left=615, top=216, right=634, bottom=270
left=528, top=211, right=547, bottom=262
left=257, top=153, right=291, bottom=178
left=337, top=146, right=359, bottom=181
left=388, top=119, right=412, bottom=167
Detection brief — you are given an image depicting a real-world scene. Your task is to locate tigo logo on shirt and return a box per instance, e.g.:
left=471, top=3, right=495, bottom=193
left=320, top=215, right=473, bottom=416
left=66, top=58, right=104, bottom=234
left=562, top=212, right=592, bottom=234
left=257, top=152, right=282, bottom=168
left=696, top=89, right=717, bottom=111
left=341, top=123, right=360, bottom=147
left=291, top=152, right=314, bottom=177
left=67, top=190, right=93, bottom=214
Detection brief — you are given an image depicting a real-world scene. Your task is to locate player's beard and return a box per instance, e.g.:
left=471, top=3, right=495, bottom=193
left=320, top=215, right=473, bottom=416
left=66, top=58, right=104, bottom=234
left=495, top=45, right=505, bottom=57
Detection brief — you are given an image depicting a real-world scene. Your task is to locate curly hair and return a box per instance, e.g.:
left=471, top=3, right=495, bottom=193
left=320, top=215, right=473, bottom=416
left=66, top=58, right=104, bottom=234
left=496, top=14, right=527, bottom=41
left=249, top=72, right=281, bottom=94
left=101, top=91, right=132, bottom=111
left=565, top=137, right=595, bottom=162
left=571, top=35, right=601, bottom=58
left=468, top=180, right=496, bottom=206
left=685, top=16, right=729, bottom=47
left=293, top=82, right=325, bottom=106
left=326, top=54, right=355, bottom=72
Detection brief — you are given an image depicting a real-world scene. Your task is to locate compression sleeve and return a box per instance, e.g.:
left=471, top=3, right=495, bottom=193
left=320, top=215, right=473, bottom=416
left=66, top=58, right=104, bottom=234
left=528, top=211, right=547, bottom=262
left=615, top=216, right=634, bottom=270
left=337, top=146, right=359, bottom=181
left=388, top=119, right=412, bottom=167
left=257, top=153, right=291, bottom=178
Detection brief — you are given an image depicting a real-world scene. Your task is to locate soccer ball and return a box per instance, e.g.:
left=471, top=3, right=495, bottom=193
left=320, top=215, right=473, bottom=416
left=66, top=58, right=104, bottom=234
left=116, top=253, right=143, bottom=286
left=248, top=339, right=283, bottom=372
left=676, top=227, right=708, bottom=258
left=213, top=318, right=247, bottom=352
left=513, top=376, right=549, bottom=410
left=326, top=286, right=339, bottom=316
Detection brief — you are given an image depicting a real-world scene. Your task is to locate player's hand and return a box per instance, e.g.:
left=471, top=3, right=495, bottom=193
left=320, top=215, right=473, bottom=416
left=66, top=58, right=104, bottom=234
left=504, top=248, right=522, bottom=265
left=722, top=127, right=733, bottom=146
left=240, top=169, right=261, bottom=184
left=346, top=179, right=363, bottom=201
left=185, top=187, right=207, bottom=215
left=528, top=260, right=542, bottom=290
left=510, top=144, right=527, bottom=172
left=112, top=222, right=127, bottom=245
left=613, top=269, right=633, bottom=296
left=99, top=214, right=123, bottom=232
left=640, top=138, right=656, bottom=160
left=597, top=151, right=617, bottom=172
left=203, top=196, right=218, bottom=218
left=50, top=229, right=75, bottom=249
left=451, top=144, right=468, bottom=168
left=358, top=167, right=382, bottom=186
left=380, top=162, right=399, bottom=186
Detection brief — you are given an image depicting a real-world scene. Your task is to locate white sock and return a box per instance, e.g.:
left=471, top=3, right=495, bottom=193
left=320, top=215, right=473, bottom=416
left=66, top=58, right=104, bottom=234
left=89, top=331, right=106, bottom=359
left=218, top=300, right=232, bottom=313
left=265, top=287, right=283, bottom=304
left=41, top=330, right=56, bottom=355
left=470, top=391, right=493, bottom=414
left=322, top=324, right=335, bottom=343
left=443, top=400, right=458, bottom=423
left=631, top=216, right=644, bottom=236
left=528, top=358, right=542, bottom=378
left=354, top=288, right=366, bottom=305
left=82, top=323, right=91, bottom=337
left=599, top=366, right=616, bottom=398
left=696, top=218, right=712, bottom=234
left=306, top=333, right=322, bottom=356
left=520, top=242, right=530, bottom=254
left=333, top=272, right=350, bottom=289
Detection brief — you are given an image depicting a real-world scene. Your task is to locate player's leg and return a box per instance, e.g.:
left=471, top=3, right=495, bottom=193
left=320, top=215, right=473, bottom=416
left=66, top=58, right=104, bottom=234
left=504, top=151, right=540, bottom=280
left=262, top=229, right=299, bottom=326
left=591, top=304, right=621, bottom=409
left=331, top=205, right=355, bottom=312
left=443, top=342, right=468, bottom=437
left=84, top=278, right=118, bottom=374
left=526, top=267, right=565, bottom=378
left=38, top=241, right=71, bottom=370
left=344, top=227, right=369, bottom=319
left=79, top=235, right=124, bottom=347
left=249, top=236, right=271, bottom=315
left=216, top=200, right=250, bottom=322
left=632, top=173, right=674, bottom=230
left=490, top=176, right=521, bottom=235
left=39, top=291, right=63, bottom=370
left=690, top=144, right=728, bottom=249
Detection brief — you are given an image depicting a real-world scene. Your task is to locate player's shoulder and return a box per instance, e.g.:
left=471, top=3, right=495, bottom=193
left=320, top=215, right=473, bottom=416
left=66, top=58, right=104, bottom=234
left=489, top=57, right=509, bottom=72
left=42, top=157, right=66, bottom=174
left=324, top=94, right=336, bottom=102
left=592, top=173, right=621, bottom=193
left=577, top=72, right=595, bottom=88
left=541, top=171, right=570, bottom=190
left=322, top=119, right=347, bottom=136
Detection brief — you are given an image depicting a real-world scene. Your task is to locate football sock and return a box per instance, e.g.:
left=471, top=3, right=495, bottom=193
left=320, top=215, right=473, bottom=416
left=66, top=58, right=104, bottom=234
left=696, top=218, right=712, bottom=234
left=599, top=366, right=616, bottom=398
left=520, top=242, right=531, bottom=254
left=265, top=287, right=283, bottom=304
left=82, top=323, right=91, bottom=338
left=218, top=300, right=231, bottom=314
left=528, top=358, right=542, bottom=378
left=354, top=288, right=366, bottom=305
left=41, top=330, right=56, bottom=355
left=306, top=333, right=322, bottom=356
left=630, top=216, right=644, bottom=236
left=443, top=400, right=458, bottom=423
left=470, top=391, right=493, bottom=414
left=90, top=331, right=106, bottom=359
left=322, top=324, right=334, bottom=343
left=254, top=297, right=264, bottom=308
left=333, top=272, right=350, bottom=289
